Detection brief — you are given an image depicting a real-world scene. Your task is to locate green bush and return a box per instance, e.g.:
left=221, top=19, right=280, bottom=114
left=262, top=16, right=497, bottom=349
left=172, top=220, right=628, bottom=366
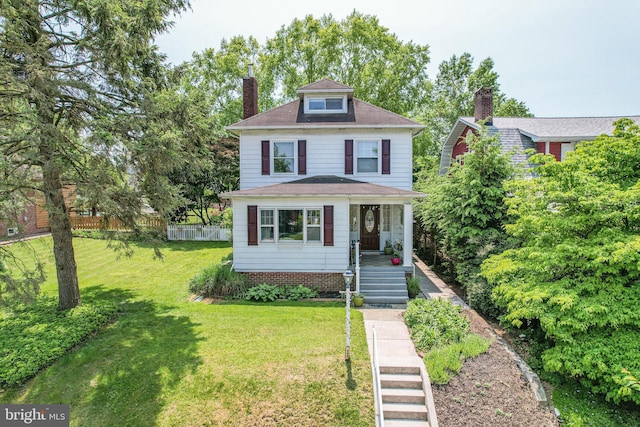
left=466, top=278, right=503, bottom=319
left=244, top=284, right=282, bottom=302
left=405, top=298, right=470, bottom=352
left=0, top=297, right=119, bottom=387
left=406, top=298, right=491, bottom=385
left=244, top=284, right=319, bottom=302
left=406, top=276, right=421, bottom=299
left=284, top=285, right=318, bottom=301
left=188, top=262, right=248, bottom=299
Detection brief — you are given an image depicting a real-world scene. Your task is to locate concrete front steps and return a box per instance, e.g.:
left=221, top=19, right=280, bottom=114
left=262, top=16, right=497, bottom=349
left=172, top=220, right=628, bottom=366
left=359, top=267, right=408, bottom=304
left=380, top=365, right=433, bottom=426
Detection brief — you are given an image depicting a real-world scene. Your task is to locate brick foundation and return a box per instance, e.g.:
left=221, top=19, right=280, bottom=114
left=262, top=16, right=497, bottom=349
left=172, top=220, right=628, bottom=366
left=242, top=272, right=345, bottom=292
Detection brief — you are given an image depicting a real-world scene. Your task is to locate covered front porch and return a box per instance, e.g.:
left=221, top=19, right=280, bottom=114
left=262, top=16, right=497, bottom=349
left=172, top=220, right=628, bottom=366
left=348, top=202, right=414, bottom=268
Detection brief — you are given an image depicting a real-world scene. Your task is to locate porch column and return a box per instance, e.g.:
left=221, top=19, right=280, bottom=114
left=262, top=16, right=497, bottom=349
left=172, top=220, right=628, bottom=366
left=403, top=202, right=413, bottom=267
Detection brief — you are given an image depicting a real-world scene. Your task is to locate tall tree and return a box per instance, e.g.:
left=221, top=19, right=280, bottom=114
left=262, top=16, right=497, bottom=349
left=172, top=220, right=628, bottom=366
left=415, top=125, right=517, bottom=316
left=0, top=0, right=190, bottom=310
left=164, top=37, right=253, bottom=223
left=414, top=54, right=532, bottom=157
left=259, top=11, right=431, bottom=115
left=481, top=119, right=640, bottom=404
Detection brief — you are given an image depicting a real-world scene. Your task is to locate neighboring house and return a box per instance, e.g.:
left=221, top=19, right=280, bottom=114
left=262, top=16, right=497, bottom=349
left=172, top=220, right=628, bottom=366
left=223, top=72, right=425, bottom=292
left=0, top=186, right=77, bottom=239
left=440, top=88, right=640, bottom=174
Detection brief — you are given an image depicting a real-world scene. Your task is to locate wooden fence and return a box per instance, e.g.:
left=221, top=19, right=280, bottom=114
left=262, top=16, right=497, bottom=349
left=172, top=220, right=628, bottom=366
left=70, top=216, right=166, bottom=231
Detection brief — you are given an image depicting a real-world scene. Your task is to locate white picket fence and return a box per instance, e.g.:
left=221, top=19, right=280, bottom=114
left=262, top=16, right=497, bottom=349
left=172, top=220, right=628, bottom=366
left=167, top=224, right=230, bottom=241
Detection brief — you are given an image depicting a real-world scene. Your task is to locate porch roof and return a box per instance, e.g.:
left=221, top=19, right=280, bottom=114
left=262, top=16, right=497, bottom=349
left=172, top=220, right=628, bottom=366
left=221, top=176, right=426, bottom=199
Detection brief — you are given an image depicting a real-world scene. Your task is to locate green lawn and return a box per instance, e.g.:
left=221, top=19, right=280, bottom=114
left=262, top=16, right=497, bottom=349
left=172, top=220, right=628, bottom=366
left=0, top=237, right=374, bottom=426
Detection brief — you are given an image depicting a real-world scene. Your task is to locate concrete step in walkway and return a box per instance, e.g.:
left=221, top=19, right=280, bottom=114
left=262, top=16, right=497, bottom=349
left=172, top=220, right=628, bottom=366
left=359, top=267, right=409, bottom=304
left=380, top=366, right=429, bottom=423
left=362, top=309, right=438, bottom=427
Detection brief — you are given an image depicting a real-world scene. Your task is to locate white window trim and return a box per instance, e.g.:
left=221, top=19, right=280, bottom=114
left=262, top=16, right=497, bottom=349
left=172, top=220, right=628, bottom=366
left=355, top=139, right=382, bottom=175
left=272, top=140, right=297, bottom=175
left=258, top=207, right=323, bottom=244
left=303, top=95, right=347, bottom=114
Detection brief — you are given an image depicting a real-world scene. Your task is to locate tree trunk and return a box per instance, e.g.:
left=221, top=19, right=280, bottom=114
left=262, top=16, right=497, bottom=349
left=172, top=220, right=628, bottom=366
left=42, top=162, right=81, bottom=310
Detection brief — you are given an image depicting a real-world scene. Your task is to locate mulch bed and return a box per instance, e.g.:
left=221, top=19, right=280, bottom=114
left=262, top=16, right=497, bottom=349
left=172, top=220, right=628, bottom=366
left=430, top=308, right=559, bottom=426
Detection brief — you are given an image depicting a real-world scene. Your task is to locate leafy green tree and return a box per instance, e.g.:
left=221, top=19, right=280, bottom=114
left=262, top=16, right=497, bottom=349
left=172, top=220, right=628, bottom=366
left=259, top=11, right=431, bottom=115
left=0, top=0, right=190, bottom=309
left=481, top=119, right=640, bottom=404
left=164, top=38, right=251, bottom=223
left=413, top=54, right=532, bottom=158
left=415, top=124, right=517, bottom=316
left=176, top=36, right=260, bottom=129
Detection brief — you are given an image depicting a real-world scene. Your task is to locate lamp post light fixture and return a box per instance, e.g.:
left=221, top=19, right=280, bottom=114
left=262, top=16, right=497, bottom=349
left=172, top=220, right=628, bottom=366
left=343, top=269, right=354, bottom=360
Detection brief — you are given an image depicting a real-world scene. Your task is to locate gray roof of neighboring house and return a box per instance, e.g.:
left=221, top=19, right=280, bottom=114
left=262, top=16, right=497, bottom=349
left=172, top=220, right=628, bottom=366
left=221, top=176, right=425, bottom=199
left=463, top=116, right=640, bottom=141
left=440, top=115, right=640, bottom=173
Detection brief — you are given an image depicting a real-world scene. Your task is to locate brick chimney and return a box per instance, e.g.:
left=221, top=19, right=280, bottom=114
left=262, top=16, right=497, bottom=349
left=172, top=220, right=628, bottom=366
left=474, top=87, right=493, bottom=125
left=242, top=64, right=258, bottom=119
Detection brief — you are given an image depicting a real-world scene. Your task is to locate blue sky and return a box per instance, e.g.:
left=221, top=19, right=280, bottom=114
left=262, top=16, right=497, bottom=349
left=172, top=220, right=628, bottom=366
left=155, top=0, right=640, bottom=118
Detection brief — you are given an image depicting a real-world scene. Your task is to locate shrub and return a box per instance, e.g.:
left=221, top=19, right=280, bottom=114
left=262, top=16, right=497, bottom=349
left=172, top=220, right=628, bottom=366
left=244, top=284, right=319, bottom=302
left=244, top=284, right=282, bottom=302
left=0, top=297, right=119, bottom=387
left=188, top=262, right=248, bottom=299
left=466, top=278, right=503, bottom=319
left=405, top=298, right=470, bottom=352
left=406, top=298, right=491, bottom=385
left=284, top=285, right=318, bottom=301
left=406, top=276, right=421, bottom=299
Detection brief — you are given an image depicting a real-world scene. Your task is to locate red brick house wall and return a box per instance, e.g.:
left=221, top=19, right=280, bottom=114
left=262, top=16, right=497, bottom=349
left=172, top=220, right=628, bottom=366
left=242, top=272, right=345, bottom=292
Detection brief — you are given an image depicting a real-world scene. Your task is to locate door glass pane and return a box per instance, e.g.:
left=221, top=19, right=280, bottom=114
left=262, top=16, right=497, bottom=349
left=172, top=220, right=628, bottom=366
left=365, top=209, right=375, bottom=232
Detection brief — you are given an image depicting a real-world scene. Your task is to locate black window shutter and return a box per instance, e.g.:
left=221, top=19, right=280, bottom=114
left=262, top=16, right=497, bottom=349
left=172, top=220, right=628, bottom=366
left=261, top=140, right=270, bottom=175
left=323, top=205, right=334, bottom=246
left=298, top=140, right=307, bottom=175
left=345, top=140, right=353, bottom=175
left=248, top=205, right=258, bottom=245
left=382, top=139, right=391, bottom=174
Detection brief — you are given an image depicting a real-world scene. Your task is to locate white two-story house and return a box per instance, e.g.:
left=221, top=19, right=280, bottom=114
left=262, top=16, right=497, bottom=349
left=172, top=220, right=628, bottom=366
left=223, top=74, right=424, bottom=295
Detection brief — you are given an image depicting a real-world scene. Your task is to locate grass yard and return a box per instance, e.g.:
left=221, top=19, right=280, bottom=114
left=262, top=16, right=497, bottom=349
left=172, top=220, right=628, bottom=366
left=0, top=237, right=374, bottom=426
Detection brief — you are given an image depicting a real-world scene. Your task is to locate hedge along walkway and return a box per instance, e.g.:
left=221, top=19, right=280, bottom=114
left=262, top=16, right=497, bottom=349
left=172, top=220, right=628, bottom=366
left=1, top=237, right=375, bottom=426
left=411, top=255, right=558, bottom=426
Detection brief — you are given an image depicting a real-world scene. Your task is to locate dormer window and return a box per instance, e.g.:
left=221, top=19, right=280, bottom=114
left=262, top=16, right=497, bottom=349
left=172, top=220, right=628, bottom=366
left=304, top=96, right=347, bottom=114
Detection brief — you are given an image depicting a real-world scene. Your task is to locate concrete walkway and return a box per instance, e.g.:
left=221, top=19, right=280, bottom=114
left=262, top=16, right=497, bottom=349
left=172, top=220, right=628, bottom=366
left=361, top=308, right=422, bottom=367
left=361, top=308, right=422, bottom=366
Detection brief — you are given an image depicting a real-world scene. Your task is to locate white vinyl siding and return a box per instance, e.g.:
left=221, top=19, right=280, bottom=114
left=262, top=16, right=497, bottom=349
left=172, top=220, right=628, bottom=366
left=232, top=198, right=350, bottom=273
left=239, top=130, right=413, bottom=190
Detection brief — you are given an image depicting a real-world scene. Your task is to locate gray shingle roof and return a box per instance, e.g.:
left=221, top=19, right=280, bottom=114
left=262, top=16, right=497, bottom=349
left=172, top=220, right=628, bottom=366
left=227, top=79, right=424, bottom=134
left=440, top=115, right=640, bottom=174
left=221, top=176, right=425, bottom=198
left=463, top=116, right=640, bottom=141
left=297, top=79, right=354, bottom=93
